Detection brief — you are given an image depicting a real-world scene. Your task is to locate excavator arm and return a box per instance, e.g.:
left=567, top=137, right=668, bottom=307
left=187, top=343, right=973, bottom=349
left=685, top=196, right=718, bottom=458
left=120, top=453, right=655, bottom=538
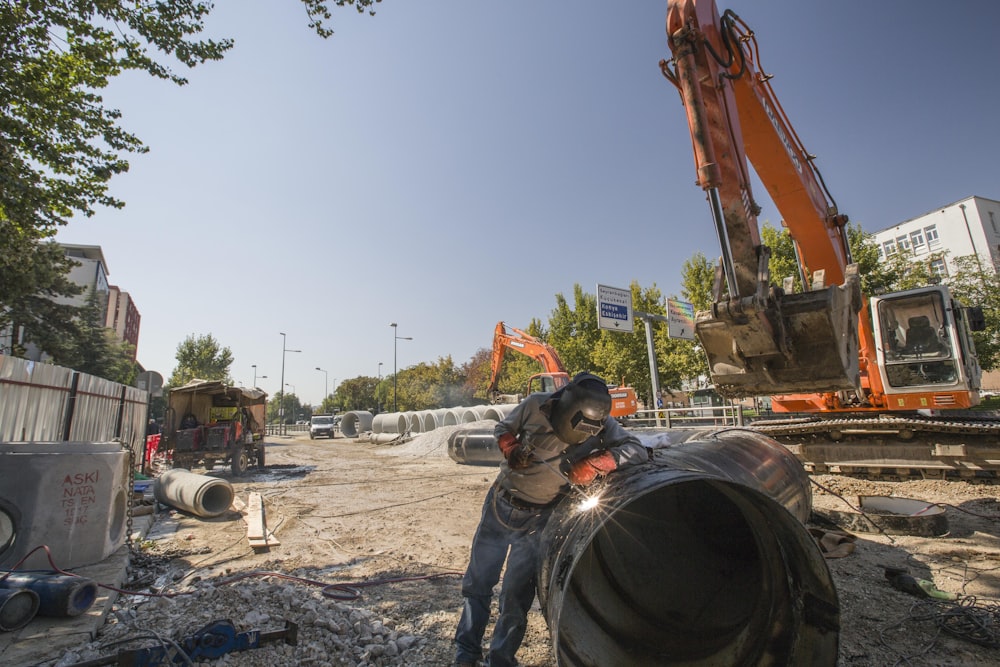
left=487, top=322, right=569, bottom=403
left=663, top=0, right=862, bottom=398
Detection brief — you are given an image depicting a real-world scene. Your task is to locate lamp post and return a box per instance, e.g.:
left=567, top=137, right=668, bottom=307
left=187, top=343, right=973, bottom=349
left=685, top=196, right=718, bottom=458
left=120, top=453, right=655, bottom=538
left=252, top=365, right=267, bottom=389
left=279, top=333, right=302, bottom=436
left=390, top=323, right=412, bottom=413
left=377, top=362, right=383, bottom=413
left=316, top=367, right=328, bottom=407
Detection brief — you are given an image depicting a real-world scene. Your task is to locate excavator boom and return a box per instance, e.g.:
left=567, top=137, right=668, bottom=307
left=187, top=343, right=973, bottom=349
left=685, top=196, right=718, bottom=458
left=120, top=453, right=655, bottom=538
left=664, top=0, right=862, bottom=398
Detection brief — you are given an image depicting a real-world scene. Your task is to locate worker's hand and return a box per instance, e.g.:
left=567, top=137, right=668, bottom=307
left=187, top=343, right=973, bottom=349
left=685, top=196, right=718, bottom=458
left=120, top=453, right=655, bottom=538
left=498, top=432, right=533, bottom=470
left=567, top=450, right=617, bottom=485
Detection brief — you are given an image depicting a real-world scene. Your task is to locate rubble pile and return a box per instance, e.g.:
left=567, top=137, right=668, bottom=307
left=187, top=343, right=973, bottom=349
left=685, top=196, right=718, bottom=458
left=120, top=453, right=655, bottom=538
left=47, top=575, right=440, bottom=667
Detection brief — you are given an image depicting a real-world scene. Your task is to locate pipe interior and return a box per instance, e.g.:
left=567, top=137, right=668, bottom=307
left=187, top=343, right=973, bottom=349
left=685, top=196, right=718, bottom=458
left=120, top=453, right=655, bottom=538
left=554, top=479, right=792, bottom=665
left=201, top=483, right=235, bottom=515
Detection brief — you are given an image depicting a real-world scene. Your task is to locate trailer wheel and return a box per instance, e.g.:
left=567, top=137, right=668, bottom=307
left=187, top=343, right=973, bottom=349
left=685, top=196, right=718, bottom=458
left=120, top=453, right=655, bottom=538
left=231, top=448, right=249, bottom=476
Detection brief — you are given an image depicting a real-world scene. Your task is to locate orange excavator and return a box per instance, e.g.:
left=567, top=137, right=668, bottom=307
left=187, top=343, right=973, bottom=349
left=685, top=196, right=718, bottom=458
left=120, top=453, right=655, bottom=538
left=486, top=322, right=639, bottom=420
left=663, top=0, right=999, bottom=477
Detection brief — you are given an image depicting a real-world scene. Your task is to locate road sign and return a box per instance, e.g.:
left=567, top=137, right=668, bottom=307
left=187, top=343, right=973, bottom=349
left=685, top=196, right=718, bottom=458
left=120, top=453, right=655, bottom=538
left=667, top=298, right=696, bottom=340
left=597, top=284, right=633, bottom=333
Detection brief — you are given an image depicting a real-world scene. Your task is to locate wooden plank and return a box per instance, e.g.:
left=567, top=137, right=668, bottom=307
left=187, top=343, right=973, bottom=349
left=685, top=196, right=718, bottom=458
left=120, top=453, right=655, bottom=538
left=246, top=492, right=265, bottom=541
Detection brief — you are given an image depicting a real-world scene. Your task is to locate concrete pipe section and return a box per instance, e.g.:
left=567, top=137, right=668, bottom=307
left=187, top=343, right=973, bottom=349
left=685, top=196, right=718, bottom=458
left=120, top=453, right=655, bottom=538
left=0, top=443, right=129, bottom=570
left=154, top=469, right=234, bottom=519
left=339, top=411, right=373, bottom=438
left=538, top=428, right=838, bottom=666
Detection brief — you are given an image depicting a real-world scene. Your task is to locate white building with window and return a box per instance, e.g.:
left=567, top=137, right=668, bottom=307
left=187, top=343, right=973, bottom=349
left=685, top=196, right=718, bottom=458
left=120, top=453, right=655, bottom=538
left=872, top=196, right=1000, bottom=278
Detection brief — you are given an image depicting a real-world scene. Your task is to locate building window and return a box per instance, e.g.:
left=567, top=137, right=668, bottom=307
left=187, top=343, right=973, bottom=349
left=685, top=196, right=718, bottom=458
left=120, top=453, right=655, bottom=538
left=896, top=235, right=910, bottom=252
left=925, top=224, right=940, bottom=249
left=929, top=257, right=948, bottom=277
left=990, top=211, right=997, bottom=234
left=883, top=239, right=897, bottom=256
left=909, top=229, right=925, bottom=252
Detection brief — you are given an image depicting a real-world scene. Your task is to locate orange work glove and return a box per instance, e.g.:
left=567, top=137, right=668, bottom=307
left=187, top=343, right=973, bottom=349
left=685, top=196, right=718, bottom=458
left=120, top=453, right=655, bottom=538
left=567, top=450, right=617, bottom=485
left=498, top=432, right=533, bottom=470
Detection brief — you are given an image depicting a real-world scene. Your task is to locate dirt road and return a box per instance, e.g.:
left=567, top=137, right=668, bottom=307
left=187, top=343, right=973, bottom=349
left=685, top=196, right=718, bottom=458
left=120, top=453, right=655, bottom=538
left=42, top=425, right=1000, bottom=666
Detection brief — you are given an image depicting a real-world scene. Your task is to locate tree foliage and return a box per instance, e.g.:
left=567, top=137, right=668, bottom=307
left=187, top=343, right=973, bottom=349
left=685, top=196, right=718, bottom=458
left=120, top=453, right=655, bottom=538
left=948, top=255, right=1000, bottom=371
left=168, top=334, right=233, bottom=387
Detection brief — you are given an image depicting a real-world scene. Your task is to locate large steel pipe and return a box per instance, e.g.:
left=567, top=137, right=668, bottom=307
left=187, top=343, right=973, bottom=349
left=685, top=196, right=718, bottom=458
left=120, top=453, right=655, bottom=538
left=538, top=428, right=838, bottom=666
left=154, top=469, right=234, bottom=519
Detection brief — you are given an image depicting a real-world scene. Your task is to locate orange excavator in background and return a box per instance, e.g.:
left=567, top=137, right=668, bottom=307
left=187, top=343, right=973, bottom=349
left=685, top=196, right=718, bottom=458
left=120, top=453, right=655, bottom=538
left=486, top=322, right=639, bottom=420
left=663, top=0, right=999, bottom=477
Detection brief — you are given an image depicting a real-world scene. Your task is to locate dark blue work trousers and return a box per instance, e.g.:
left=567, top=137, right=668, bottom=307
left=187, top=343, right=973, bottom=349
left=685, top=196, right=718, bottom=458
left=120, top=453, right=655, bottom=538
left=454, top=485, right=553, bottom=667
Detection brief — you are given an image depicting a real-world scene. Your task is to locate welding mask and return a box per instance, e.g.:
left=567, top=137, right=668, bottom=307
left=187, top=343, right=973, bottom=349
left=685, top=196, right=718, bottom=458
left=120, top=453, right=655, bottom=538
left=550, top=373, right=612, bottom=445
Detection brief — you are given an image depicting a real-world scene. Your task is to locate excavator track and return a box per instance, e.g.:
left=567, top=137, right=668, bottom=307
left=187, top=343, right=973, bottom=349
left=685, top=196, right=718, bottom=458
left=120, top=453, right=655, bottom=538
left=749, top=413, right=1000, bottom=481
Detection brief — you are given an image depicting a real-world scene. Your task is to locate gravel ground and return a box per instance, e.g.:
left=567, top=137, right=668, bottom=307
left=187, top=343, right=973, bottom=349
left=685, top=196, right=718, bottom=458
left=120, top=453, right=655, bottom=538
left=34, top=424, right=1000, bottom=667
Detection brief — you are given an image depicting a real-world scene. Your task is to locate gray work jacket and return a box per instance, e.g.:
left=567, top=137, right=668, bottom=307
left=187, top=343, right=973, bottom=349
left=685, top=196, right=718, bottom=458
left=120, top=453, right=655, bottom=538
left=493, top=392, right=648, bottom=506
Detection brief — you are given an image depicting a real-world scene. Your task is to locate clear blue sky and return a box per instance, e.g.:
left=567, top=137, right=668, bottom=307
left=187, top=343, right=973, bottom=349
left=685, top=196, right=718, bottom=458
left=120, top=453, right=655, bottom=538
left=55, top=0, right=1000, bottom=405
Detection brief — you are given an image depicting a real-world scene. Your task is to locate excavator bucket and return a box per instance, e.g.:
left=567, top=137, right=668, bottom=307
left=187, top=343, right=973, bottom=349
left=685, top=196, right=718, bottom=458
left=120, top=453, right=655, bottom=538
left=696, top=268, right=863, bottom=398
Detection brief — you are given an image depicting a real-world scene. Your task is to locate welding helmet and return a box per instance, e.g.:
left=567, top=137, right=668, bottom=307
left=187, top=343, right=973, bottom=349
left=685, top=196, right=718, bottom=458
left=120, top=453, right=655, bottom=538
left=550, top=372, right=612, bottom=445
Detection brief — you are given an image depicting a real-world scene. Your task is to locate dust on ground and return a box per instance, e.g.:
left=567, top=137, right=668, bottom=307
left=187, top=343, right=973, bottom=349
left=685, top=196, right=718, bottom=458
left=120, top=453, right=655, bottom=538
left=37, top=424, right=1000, bottom=666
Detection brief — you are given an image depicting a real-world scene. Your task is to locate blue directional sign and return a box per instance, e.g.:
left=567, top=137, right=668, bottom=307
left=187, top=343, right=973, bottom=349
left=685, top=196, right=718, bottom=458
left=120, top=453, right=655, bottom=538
left=597, top=284, right=633, bottom=333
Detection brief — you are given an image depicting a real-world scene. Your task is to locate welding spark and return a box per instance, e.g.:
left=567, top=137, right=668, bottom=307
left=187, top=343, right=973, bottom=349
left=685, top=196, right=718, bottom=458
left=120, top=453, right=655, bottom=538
left=577, top=494, right=602, bottom=512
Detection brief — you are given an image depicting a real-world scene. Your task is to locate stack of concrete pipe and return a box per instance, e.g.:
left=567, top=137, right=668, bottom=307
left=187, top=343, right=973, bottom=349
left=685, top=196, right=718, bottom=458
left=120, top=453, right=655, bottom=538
left=341, top=403, right=517, bottom=443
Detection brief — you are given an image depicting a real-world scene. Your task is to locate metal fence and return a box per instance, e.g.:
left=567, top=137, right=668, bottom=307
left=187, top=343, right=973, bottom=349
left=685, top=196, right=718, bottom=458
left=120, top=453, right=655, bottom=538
left=627, top=404, right=745, bottom=429
left=0, top=355, right=149, bottom=467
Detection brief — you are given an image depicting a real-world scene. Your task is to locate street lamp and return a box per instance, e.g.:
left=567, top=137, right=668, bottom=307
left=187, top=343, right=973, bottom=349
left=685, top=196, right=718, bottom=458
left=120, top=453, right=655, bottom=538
left=279, top=333, right=302, bottom=435
left=377, top=362, right=383, bottom=413
left=390, top=323, right=412, bottom=413
left=316, top=367, right=328, bottom=406
left=252, top=364, right=267, bottom=389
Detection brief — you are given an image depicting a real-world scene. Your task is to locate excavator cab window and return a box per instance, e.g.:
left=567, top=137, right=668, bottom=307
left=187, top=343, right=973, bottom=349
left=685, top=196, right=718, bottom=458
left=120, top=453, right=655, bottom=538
left=876, top=292, right=958, bottom=389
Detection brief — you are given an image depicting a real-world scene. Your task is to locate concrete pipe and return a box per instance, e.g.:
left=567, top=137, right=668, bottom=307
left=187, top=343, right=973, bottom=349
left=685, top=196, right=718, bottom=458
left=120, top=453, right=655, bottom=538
left=403, top=412, right=420, bottom=434
left=369, top=432, right=407, bottom=445
left=0, top=573, right=98, bottom=617
left=373, top=412, right=408, bottom=434
left=443, top=410, right=462, bottom=427
left=0, top=588, right=39, bottom=632
left=154, top=469, right=234, bottom=519
left=0, top=443, right=129, bottom=570
left=460, top=407, right=482, bottom=424
left=340, top=411, right=373, bottom=438
left=538, top=428, right=838, bottom=666
left=483, top=403, right=518, bottom=421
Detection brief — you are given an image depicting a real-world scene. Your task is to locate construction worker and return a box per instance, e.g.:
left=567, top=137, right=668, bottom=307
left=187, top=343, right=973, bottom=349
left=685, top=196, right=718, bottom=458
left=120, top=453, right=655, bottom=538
left=453, top=372, right=648, bottom=667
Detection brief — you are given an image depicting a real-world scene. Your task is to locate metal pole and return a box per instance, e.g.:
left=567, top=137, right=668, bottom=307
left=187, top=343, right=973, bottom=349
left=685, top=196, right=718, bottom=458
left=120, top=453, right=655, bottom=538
left=636, top=310, right=669, bottom=427
left=315, top=367, right=327, bottom=407
left=390, top=324, right=413, bottom=413
left=279, top=334, right=286, bottom=436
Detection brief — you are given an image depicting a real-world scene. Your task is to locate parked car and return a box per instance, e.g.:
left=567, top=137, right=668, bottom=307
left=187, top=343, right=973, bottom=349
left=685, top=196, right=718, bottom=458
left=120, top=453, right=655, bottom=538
left=309, top=415, right=336, bottom=439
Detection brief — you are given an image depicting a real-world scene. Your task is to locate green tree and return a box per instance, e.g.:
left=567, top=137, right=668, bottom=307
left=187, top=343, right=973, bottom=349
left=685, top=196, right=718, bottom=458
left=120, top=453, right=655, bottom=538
left=1, top=1, right=372, bottom=357
left=51, top=288, right=138, bottom=384
left=948, top=255, right=1000, bottom=371
left=0, top=233, right=83, bottom=356
left=336, top=375, right=380, bottom=412
left=168, top=334, right=233, bottom=386
left=548, top=286, right=600, bottom=373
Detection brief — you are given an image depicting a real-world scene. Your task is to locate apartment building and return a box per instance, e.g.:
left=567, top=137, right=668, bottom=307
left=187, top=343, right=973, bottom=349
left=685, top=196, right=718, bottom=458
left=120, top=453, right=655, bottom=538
left=2, top=244, right=141, bottom=362
left=871, top=196, right=1000, bottom=278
